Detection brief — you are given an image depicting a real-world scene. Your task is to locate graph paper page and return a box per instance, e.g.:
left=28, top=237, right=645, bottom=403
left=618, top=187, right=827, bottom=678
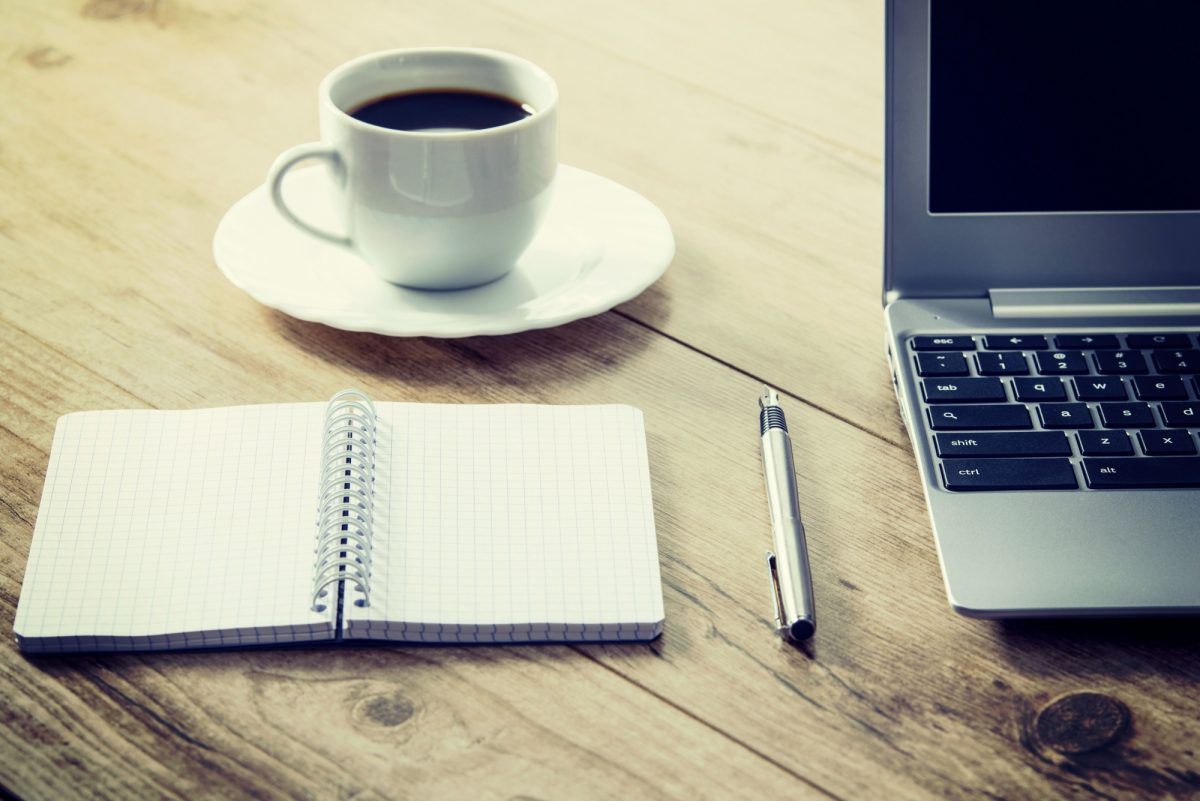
left=345, top=403, right=664, bottom=641
left=15, top=404, right=333, bottom=651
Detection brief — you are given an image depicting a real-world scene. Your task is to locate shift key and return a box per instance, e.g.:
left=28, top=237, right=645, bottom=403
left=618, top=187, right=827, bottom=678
left=935, top=431, right=1070, bottom=457
left=927, top=404, right=1031, bottom=430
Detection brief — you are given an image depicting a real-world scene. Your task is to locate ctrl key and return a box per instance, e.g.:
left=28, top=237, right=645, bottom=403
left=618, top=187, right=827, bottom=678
left=941, top=458, right=1078, bottom=491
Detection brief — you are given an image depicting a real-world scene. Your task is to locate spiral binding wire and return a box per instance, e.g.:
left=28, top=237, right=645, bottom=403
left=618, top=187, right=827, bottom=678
left=311, top=389, right=377, bottom=612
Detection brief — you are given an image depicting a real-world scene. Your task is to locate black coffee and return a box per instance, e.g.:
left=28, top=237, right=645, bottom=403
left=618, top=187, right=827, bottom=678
left=349, top=89, right=532, bottom=132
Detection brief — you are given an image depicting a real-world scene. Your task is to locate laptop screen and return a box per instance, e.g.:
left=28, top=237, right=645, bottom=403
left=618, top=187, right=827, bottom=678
left=929, top=0, right=1200, bottom=215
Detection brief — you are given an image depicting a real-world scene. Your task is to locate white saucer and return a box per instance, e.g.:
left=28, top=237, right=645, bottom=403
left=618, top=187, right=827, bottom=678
left=213, top=164, right=673, bottom=337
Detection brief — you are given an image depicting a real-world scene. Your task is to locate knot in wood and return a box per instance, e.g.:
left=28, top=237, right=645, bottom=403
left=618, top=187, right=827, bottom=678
left=354, top=692, right=415, bottom=728
left=1034, top=692, right=1129, bottom=755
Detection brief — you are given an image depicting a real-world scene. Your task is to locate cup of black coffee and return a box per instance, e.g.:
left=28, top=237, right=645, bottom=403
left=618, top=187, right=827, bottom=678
left=267, top=49, right=557, bottom=289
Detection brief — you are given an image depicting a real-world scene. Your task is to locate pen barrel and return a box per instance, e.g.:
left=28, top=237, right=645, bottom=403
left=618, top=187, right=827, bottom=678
left=761, top=427, right=816, bottom=637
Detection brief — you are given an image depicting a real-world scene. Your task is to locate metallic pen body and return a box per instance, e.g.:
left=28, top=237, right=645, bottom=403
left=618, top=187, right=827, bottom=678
left=760, top=387, right=816, bottom=641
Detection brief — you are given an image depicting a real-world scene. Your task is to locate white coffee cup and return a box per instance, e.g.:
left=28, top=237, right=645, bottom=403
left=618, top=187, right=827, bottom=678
left=267, top=48, right=558, bottom=290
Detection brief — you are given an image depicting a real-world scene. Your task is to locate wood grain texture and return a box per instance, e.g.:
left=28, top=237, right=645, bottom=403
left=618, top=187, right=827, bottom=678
left=2, top=1, right=1199, bottom=800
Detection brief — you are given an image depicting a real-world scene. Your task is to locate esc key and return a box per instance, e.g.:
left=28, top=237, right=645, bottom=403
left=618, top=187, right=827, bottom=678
left=912, top=336, right=976, bottom=351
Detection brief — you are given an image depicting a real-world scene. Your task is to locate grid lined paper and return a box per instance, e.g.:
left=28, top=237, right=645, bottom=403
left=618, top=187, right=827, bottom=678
left=14, top=404, right=333, bottom=653
left=343, top=403, right=664, bottom=643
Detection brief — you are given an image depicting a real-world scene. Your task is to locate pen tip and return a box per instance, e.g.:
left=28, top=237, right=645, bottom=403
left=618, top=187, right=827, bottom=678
left=789, top=619, right=815, bottom=641
left=759, top=385, right=779, bottom=409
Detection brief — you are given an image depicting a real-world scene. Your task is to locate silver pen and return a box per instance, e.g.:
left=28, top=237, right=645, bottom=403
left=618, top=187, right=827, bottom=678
left=759, top=386, right=816, bottom=641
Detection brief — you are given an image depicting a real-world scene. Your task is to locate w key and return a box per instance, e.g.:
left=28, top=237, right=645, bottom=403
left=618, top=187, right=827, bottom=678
left=921, top=378, right=1006, bottom=403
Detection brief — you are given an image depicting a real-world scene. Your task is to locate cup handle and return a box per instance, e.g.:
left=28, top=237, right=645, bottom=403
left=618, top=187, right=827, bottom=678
left=267, top=143, right=352, bottom=247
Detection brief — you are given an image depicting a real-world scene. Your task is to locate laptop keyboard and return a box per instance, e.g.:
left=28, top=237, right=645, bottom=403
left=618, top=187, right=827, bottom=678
left=908, top=333, right=1200, bottom=491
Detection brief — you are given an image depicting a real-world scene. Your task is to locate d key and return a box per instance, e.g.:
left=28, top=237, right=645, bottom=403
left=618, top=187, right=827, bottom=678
left=1160, top=402, right=1200, bottom=427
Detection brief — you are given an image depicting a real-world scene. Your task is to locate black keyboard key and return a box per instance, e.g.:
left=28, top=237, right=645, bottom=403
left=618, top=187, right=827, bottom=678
left=1012, top=377, right=1067, bottom=402
left=975, top=352, right=1028, bottom=376
left=921, top=378, right=1007, bottom=403
left=1151, top=350, right=1200, bottom=374
left=1076, top=430, right=1134, bottom=456
left=1159, top=402, right=1200, bottom=427
left=934, top=431, right=1071, bottom=458
left=1126, top=333, right=1191, bottom=349
left=983, top=334, right=1048, bottom=350
left=1132, top=376, right=1187, bottom=401
left=912, top=336, right=975, bottom=351
left=1054, top=334, right=1120, bottom=350
left=928, top=405, right=1032, bottom=430
left=1093, top=351, right=1148, bottom=375
left=1083, top=457, right=1200, bottom=488
left=915, top=352, right=969, bottom=376
left=1139, top=429, right=1197, bottom=456
left=1072, top=377, right=1127, bottom=401
left=1098, top=402, right=1156, bottom=428
left=942, top=458, right=1077, bottom=491
left=1038, top=403, right=1094, bottom=429
left=1034, top=350, right=1089, bottom=375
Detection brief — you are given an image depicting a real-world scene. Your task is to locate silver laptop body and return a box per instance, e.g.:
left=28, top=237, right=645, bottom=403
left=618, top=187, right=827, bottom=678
left=884, top=0, right=1200, bottom=616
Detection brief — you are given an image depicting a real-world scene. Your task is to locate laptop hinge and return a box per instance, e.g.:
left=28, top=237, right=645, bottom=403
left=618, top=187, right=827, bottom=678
left=989, top=287, right=1200, bottom=319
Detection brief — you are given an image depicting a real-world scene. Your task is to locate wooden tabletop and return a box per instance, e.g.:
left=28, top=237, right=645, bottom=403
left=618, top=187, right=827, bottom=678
left=3, top=2, right=1199, bottom=799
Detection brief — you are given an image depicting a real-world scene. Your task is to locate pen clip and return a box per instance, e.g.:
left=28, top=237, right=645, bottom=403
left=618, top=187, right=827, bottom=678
left=765, top=551, right=786, bottom=633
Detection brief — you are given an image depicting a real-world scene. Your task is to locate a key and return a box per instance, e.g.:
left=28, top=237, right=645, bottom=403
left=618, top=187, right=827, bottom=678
left=1159, top=401, right=1200, bottom=427
left=941, top=458, right=1076, bottom=491
left=1097, top=402, right=1155, bottom=428
left=1037, top=403, right=1094, bottom=429
left=1072, top=377, right=1127, bottom=401
left=1082, top=457, right=1200, bottom=488
left=934, top=431, right=1070, bottom=458
left=1034, top=350, right=1089, bottom=375
left=1132, top=376, right=1187, bottom=401
left=1076, top=430, right=1134, bottom=456
left=915, top=352, right=969, bottom=376
left=975, top=352, right=1028, bottom=376
left=927, top=405, right=1032, bottom=430
left=1012, top=377, right=1067, bottom=402
left=1151, top=350, right=1200, bottom=374
left=1054, top=334, right=1120, bottom=350
left=912, top=336, right=975, bottom=351
left=1139, top=429, right=1197, bottom=456
left=921, top=378, right=1006, bottom=403
left=1093, top=351, right=1148, bottom=375
left=1126, top=333, right=1191, bottom=349
left=982, top=334, right=1048, bottom=350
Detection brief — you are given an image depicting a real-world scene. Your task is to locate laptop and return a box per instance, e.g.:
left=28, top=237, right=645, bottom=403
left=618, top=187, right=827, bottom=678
left=884, top=0, right=1200, bottom=616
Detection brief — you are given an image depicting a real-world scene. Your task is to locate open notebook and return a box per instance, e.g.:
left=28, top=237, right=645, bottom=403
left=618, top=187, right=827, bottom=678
left=14, top=390, right=664, bottom=653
